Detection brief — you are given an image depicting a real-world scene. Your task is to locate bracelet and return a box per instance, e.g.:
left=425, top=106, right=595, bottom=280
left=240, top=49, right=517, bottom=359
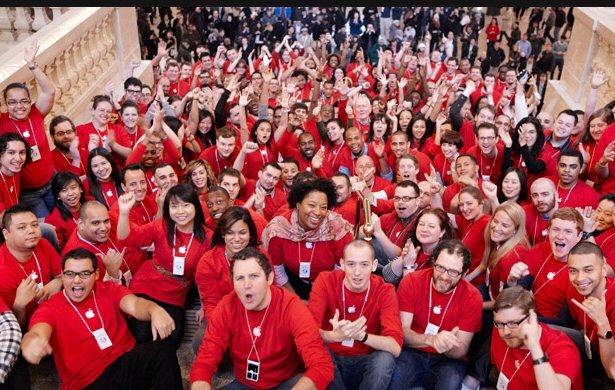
left=360, top=332, right=369, bottom=343
left=532, top=353, right=549, bottom=365
left=27, top=62, right=38, bottom=70
left=403, top=263, right=417, bottom=271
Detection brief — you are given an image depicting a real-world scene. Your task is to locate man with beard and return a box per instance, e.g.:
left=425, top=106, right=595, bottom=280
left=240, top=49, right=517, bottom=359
left=546, top=149, right=600, bottom=209
left=126, top=128, right=183, bottom=188
left=507, top=207, right=587, bottom=324
left=63, top=200, right=147, bottom=287
left=49, top=115, right=88, bottom=179
left=190, top=247, right=334, bottom=390
left=523, top=178, right=559, bottom=246
left=567, top=242, right=615, bottom=388
left=241, top=162, right=286, bottom=222
left=491, top=286, right=581, bottom=390
left=331, top=173, right=357, bottom=226
left=388, top=239, right=483, bottom=390
left=308, top=240, right=403, bottom=390
left=278, top=131, right=319, bottom=173
left=0, top=205, right=62, bottom=388
left=21, top=248, right=182, bottom=390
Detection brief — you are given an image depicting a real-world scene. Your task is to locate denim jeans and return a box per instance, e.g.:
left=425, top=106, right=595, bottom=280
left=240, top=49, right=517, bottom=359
left=388, top=347, right=467, bottom=390
left=329, top=350, right=396, bottom=390
left=19, top=181, right=55, bottom=219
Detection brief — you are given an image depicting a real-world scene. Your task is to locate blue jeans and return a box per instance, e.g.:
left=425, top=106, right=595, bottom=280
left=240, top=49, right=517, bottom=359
left=388, top=348, right=466, bottom=390
left=330, top=350, right=396, bottom=390
left=19, top=180, right=55, bottom=219
left=219, top=373, right=301, bottom=389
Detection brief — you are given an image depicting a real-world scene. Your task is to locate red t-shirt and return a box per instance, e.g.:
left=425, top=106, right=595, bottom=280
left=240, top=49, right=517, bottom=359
left=45, top=208, right=78, bottom=248
left=522, top=204, right=551, bottom=247
left=0, top=239, right=61, bottom=321
left=51, top=147, right=88, bottom=177
left=30, top=282, right=135, bottom=390
left=0, top=106, right=54, bottom=188
left=0, top=172, right=20, bottom=214
left=467, top=144, right=505, bottom=183
left=83, top=178, right=120, bottom=209
left=332, top=196, right=358, bottom=226
left=241, top=142, right=279, bottom=181
left=397, top=268, right=483, bottom=354
left=491, top=322, right=583, bottom=390
left=117, top=219, right=213, bottom=307
left=199, top=145, right=240, bottom=177
left=568, top=277, right=615, bottom=351
left=545, top=176, right=600, bottom=209
left=195, top=245, right=272, bottom=321
left=379, top=211, right=415, bottom=249
left=487, top=244, right=529, bottom=301
left=242, top=179, right=289, bottom=222
left=63, top=230, right=147, bottom=283
left=525, top=241, right=571, bottom=319
left=190, top=285, right=334, bottom=390
left=457, top=214, right=491, bottom=286
left=308, top=270, right=404, bottom=356
left=108, top=194, right=158, bottom=225
left=597, top=227, right=615, bottom=270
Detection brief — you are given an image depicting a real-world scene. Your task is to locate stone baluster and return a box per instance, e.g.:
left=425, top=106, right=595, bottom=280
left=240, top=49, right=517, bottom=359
left=49, top=7, right=63, bottom=21
left=0, top=8, right=15, bottom=43
left=86, top=24, right=103, bottom=74
left=66, top=43, right=87, bottom=95
left=13, top=8, right=32, bottom=42
left=31, top=7, right=48, bottom=32
left=59, top=48, right=79, bottom=105
left=77, top=35, right=95, bottom=86
left=46, top=58, right=66, bottom=111
left=100, top=16, right=116, bottom=67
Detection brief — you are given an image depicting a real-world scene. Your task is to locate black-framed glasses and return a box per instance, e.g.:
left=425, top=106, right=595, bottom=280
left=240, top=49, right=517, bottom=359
left=393, top=195, right=419, bottom=202
left=6, top=99, right=31, bottom=107
left=433, top=263, right=463, bottom=278
left=493, top=314, right=529, bottom=329
left=63, top=270, right=96, bottom=279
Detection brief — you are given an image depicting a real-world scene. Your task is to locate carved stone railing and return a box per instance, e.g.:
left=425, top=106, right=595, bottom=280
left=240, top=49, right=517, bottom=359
left=0, top=7, right=69, bottom=50
left=0, top=7, right=154, bottom=127
left=543, top=7, right=615, bottom=116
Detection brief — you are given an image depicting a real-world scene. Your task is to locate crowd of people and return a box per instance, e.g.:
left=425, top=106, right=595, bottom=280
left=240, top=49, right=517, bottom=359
left=1, top=5, right=614, bottom=390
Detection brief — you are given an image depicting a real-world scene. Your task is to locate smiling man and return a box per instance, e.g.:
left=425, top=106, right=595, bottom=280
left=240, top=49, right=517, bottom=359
left=546, top=149, right=600, bottom=209
left=109, top=164, right=158, bottom=225
left=308, top=240, right=403, bottom=389
left=567, top=242, right=615, bottom=388
left=388, top=238, right=483, bottom=390
left=491, top=286, right=581, bottom=390
left=507, top=207, right=586, bottom=324
left=190, top=247, right=334, bottom=390
left=21, top=247, right=181, bottom=390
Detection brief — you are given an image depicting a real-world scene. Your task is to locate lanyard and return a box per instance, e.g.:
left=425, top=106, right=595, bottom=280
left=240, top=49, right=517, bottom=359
left=16, top=252, right=43, bottom=281
left=245, top=300, right=271, bottom=362
left=0, top=171, right=17, bottom=205
left=11, top=117, right=38, bottom=146
left=342, top=281, right=370, bottom=320
left=532, top=254, right=567, bottom=296
left=556, top=181, right=577, bottom=205
left=173, top=226, right=195, bottom=258
left=77, top=233, right=131, bottom=274
left=427, top=280, right=458, bottom=328
left=298, top=241, right=317, bottom=264
left=63, top=290, right=105, bottom=333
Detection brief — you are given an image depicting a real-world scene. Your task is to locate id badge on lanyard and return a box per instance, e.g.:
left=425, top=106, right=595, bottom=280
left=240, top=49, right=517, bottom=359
left=93, top=328, right=113, bottom=350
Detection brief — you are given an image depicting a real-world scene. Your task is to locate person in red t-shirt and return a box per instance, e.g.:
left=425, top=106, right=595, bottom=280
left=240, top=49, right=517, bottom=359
left=507, top=208, right=584, bottom=323
left=546, top=149, right=600, bottom=209
left=308, top=240, right=403, bottom=389
left=0, top=40, right=56, bottom=218
left=199, top=126, right=240, bottom=177
left=116, top=183, right=213, bottom=348
left=22, top=247, right=182, bottom=390
left=241, top=162, right=287, bottom=222
left=45, top=172, right=86, bottom=249
left=567, top=242, right=615, bottom=388
left=491, top=286, right=582, bottom=390
left=109, top=164, right=158, bottom=226
left=190, top=247, right=334, bottom=390
left=524, top=178, right=559, bottom=247
left=389, top=238, right=483, bottom=390
left=331, top=173, right=358, bottom=226
left=48, top=115, right=88, bottom=180
left=83, top=147, right=124, bottom=210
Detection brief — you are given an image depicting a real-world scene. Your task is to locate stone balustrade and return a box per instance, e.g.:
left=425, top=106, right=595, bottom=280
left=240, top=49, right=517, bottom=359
left=0, top=7, right=154, bottom=127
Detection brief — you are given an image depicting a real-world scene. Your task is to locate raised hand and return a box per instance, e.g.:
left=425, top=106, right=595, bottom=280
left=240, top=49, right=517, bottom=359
left=24, top=39, right=39, bottom=65
left=571, top=289, right=609, bottom=326
left=118, top=191, right=136, bottom=214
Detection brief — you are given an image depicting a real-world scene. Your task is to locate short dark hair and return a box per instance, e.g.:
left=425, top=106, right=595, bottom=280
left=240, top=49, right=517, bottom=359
left=569, top=241, right=604, bottom=261
left=493, top=285, right=536, bottom=314
left=432, top=238, right=472, bottom=272
left=120, top=163, right=146, bottom=185
left=62, top=247, right=98, bottom=271
left=2, top=204, right=36, bottom=231
left=231, top=246, right=272, bottom=278
left=558, top=148, right=583, bottom=166
left=49, top=115, right=76, bottom=137
left=0, top=132, right=31, bottom=163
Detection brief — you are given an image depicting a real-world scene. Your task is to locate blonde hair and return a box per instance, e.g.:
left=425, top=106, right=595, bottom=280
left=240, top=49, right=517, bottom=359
left=482, top=201, right=530, bottom=271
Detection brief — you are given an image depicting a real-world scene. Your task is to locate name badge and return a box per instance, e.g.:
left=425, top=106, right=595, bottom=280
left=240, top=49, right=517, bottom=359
left=299, top=262, right=311, bottom=279
left=496, top=372, right=510, bottom=390
left=173, top=256, right=185, bottom=276
left=123, top=270, right=133, bottom=286
left=30, top=145, right=41, bottom=162
left=482, top=174, right=491, bottom=181
left=93, top=328, right=112, bottom=350
left=246, top=359, right=260, bottom=382
left=341, top=338, right=355, bottom=348
left=424, top=322, right=440, bottom=336
left=584, top=333, right=593, bottom=360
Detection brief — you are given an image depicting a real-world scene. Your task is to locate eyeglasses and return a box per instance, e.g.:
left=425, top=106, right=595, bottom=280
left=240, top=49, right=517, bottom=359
left=393, top=195, right=419, bottom=202
left=126, top=89, right=141, bottom=94
left=493, top=314, right=529, bottom=329
left=63, top=270, right=96, bottom=279
left=433, top=263, right=463, bottom=278
left=6, top=99, right=31, bottom=107
left=54, top=129, right=75, bottom=137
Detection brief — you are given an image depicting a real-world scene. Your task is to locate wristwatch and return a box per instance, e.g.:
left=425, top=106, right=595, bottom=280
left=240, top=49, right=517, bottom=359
left=582, top=231, right=592, bottom=240
left=598, top=330, right=614, bottom=340
left=532, top=353, right=549, bottom=365
left=403, top=264, right=417, bottom=271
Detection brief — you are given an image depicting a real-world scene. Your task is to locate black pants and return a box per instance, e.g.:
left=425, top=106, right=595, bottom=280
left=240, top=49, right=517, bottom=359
left=126, top=294, right=185, bottom=349
left=84, top=339, right=182, bottom=390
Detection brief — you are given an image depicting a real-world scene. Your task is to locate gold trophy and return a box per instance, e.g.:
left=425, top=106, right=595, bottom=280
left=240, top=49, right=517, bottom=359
left=362, top=197, right=374, bottom=241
